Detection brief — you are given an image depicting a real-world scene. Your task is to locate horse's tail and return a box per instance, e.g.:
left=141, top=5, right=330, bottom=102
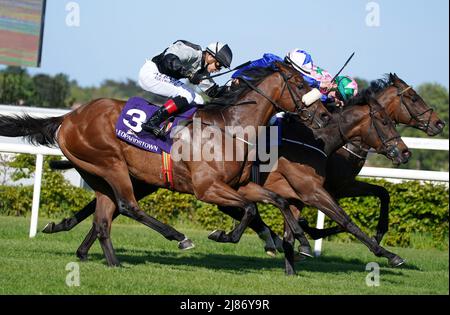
left=0, top=114, right=64, bottom=146
left=49, top=160, right=74, bottom=170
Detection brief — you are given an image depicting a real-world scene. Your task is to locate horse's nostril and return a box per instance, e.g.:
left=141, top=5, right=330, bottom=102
left=321, top=113, right=331, bottom=123
left=402, top=150, right=412, bottom=160
left=436, top=120, right=446, bottom=130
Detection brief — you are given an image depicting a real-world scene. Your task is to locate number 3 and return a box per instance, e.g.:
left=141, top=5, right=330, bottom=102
left=123, top=109, right=147, bottom=133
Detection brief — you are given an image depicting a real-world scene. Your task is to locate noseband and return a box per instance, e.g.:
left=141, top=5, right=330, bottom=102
left=397, top=85, right=434, bottom=132
left=337, top=103, right=401, bottom=156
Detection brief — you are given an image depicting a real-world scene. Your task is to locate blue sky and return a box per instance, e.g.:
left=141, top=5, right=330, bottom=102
left=4, top=0, right=449, bottom=88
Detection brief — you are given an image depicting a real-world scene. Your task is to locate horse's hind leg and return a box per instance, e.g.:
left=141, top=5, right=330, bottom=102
left=75, top=181, right=193, bottom=261
left=282, top=221, right=296, bottom=276
left=194, top=180, right=257, bottom=244
left=42, top=199, right=97, bottom=234
left=101, top=165, right=190, bottom=247
left=289, top=199, right=344, bottom=240
left=77, top=210, right=119, bottom=261
left=93, top=192, right=120, bottom=267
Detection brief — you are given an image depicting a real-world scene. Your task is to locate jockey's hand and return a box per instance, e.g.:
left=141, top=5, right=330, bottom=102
left=189, top=72, right=204, bottom=85
left=232, top=78, right=240, bottom=86
left=205, top=84, right=220, bottom=97
left=320, top=80, right=333, bottom=92
left=335, top=99, right=345, bottom=107
left=321, top=80, right=337, bottom=93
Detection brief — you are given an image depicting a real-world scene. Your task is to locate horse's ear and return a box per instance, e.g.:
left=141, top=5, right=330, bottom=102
left=276, top=61, right=288, bottom=72
left=389, top=73, right=395, bottom=81
left=393, top=73, right=399, bottom=80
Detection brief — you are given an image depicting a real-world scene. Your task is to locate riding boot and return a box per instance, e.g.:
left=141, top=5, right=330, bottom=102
left=142, top=96, right=191, bottom=137
left=141, top=106, right=171, bottom=137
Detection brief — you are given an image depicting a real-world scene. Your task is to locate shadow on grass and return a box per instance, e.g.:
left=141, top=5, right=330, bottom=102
left=45, top=247, right=416, bottom=275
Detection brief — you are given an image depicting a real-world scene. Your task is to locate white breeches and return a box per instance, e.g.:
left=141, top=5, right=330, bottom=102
left=138, top=60, right=205, bottom=104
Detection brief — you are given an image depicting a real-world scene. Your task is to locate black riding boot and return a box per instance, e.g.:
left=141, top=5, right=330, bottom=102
left=141, top=96, right=190, bottom=138
left=141, top=106, right=170, bottom=137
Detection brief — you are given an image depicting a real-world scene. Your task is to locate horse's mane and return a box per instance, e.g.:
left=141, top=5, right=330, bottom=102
left=204, top=65, right=278, bottom=109
left=345, top=74, right=394, bottom=107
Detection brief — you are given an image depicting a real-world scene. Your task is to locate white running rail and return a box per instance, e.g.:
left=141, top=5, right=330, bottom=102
left=0, top=138, right=448, bottom=239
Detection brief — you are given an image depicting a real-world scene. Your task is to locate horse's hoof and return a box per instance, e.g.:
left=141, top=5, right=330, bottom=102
left=178, top=238, right=195, bottom=250
left=265, top=249, right=277, bottom=257
left=42, top=222, right=55, bottom=234
left=298, top=245, right=314, bottom=258
left=208, top=230, right=227, bottom=242
left=389, top=256, right=406, bottom=267
left=76, top=252, right=88, bottom=262
left=285, top=269, right=297, bottom=276
left=107, top=262, right=121, bottom=268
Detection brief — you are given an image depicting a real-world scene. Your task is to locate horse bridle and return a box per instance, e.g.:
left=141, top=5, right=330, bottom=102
left=397, top=84, right=434, bottom=133
left=239, top=70, right=318, bottom=124
left=197, top=69, right=317, bottom=143
left=337, top=102, right=402, bottom=159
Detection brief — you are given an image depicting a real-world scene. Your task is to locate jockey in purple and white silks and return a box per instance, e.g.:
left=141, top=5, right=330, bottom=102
left=138, top=40, right=233, bottom=137
left=285, top=49, right=358, bottom=106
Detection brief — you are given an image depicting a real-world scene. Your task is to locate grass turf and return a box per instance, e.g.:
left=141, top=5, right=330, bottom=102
left=0, top=216, right=448, bottom=295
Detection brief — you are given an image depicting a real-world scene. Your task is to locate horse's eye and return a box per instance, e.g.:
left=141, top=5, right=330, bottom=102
left=411, top=95, right=418, bottom=102
left=298, top=84, right=304, bottom=89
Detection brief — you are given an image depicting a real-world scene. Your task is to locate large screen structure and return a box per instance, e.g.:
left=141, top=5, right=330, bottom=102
left=0, top=0, right=46, bottom=67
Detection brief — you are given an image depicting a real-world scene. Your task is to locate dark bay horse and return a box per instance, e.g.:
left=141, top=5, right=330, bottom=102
left=234, top=92, right=411, bottom=274
left=291, top=73, right=446, bottom=244
left=222, top=73, right=445, bottom=257
left=0, top=62, right=330, bottom=268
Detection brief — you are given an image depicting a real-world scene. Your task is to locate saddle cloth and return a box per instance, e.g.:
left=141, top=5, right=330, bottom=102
left=115, top=96, right=196, bottom=154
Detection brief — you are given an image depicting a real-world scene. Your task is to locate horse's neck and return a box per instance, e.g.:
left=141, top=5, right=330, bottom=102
left=199, top=80, right=279, bottom=129
left=313, top=106, right=367, bottom=155
left=376, top=86, right=398, bottom=121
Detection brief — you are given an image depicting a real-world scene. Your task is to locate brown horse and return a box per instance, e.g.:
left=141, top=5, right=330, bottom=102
left=41, top=90, right=411, bottom=275
left=0, top=62, right=330, bottom=268
left=41, top=74, right=443, bottom=258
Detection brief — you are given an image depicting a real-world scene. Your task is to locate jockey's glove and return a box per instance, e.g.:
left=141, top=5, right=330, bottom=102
left=189, top=72, right=204, bottom=85
left=205, top=84, right=220, bottom=97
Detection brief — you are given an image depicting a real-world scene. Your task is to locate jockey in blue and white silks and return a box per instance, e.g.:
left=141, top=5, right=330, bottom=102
left=232, top=53, right=284, bottom=80
left=232, top=49, right=357, bottom=106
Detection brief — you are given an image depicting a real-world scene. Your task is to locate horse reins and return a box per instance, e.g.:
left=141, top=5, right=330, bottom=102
left=337, top=101, right=401, bottom=156
left=239, top=70, right=318, bottom=125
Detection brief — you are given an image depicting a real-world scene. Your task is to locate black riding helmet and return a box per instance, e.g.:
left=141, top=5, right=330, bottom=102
left=206, top=42, right=233, bottom=69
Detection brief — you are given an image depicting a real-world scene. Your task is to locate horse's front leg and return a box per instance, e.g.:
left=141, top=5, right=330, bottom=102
left=299, top=187, right=404, bottom=267
left=333, top=180, right=390, bottom=244
left=291, top=197, right=344, bottom=240
left=237, top=182, right=312, bottom=272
